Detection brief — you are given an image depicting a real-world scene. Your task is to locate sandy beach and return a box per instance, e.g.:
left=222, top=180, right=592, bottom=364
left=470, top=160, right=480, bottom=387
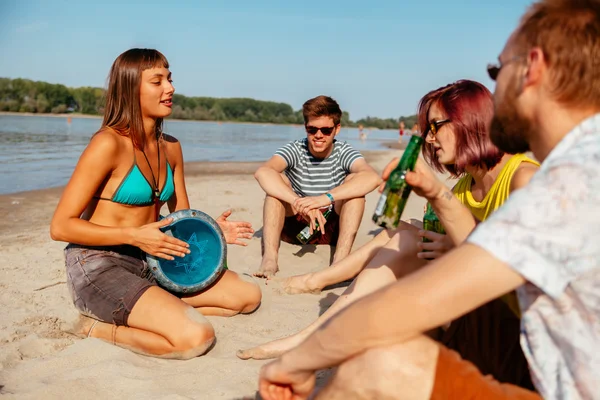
left=0, top=149, right=452, bottom=399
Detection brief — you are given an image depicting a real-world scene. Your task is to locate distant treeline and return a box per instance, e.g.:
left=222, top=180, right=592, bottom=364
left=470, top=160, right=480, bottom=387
left=0, top=77, right=416, bottom=129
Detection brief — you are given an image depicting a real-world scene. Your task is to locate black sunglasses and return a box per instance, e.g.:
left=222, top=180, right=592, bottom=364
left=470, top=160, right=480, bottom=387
left=425, top=119, right=450, bottom=136
left=487, top=55, right=524, bottom=81
left=306, top=125, right=336, bottom=135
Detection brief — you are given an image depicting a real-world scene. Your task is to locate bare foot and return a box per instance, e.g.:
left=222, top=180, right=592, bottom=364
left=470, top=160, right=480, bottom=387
left=62, top=315, right=100, bottom=339
left=253, top=258, right=279, bottom=279
left=282, top=273, right=322, bottom=295
left=236, top=333, right=307, bottom=360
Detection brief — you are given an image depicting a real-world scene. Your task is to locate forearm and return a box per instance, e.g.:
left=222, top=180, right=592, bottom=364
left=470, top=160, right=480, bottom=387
left=429, top=188, right=478, bottom=245
left=50, top=218, right=133, bottom=246
left=256, top=169, right=299, bottom=204
left=280, top=244, right=524, bottom=372
left=328, top=171, right=381, bottom=201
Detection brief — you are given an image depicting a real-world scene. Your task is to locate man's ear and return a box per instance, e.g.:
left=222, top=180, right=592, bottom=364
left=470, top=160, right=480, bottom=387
left=334, top=124, right=341, bottom=136
left=523, top=47, right=546, bottom=89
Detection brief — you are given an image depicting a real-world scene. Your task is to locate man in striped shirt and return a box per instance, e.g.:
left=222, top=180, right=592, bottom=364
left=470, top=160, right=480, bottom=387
left=253, top=95, right=381, bottom=278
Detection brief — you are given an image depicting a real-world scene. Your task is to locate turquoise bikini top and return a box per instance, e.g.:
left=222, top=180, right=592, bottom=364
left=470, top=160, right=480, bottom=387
left=95, top=143, right=175, bottom=206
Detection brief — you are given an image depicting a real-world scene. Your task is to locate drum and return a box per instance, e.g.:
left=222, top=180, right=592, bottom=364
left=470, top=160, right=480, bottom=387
left=146, top=209, right=227, bottom=294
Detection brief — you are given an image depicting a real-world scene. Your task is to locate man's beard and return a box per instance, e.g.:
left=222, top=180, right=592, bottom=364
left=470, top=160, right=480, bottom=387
left=489, top=79, right=532, bottom=154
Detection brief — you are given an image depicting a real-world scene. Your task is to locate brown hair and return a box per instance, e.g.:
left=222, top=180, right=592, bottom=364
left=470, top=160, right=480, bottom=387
left=512, top=0, right=600, bottom=108
left=302, top=95, right=342, bottom=125
left=418, top=80, right=503, bottom=177
left=101, top=48, right=169, bottom=149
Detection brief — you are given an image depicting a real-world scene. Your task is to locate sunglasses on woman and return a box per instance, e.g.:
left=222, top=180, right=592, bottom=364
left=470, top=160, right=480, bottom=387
left=426, top=119, right=451, bottom=136
left=305, top=125, right=336, bottom=135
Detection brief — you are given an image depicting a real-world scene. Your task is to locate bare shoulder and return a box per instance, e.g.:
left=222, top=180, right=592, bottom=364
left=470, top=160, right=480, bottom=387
left=510, top=161, right=540, bottom=192
left=85, top=128, right=122, bottom=156
left=162, top=133, right=184, bottom=162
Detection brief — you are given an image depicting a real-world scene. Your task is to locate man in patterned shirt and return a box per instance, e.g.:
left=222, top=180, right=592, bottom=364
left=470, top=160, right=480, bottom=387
left=257, top=1, right=600, bottom=399
left=253, top=95, right=381, bottom=278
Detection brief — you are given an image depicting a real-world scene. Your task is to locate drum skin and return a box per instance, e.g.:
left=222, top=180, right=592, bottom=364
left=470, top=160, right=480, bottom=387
left=146, top=209, right=227, bottom=294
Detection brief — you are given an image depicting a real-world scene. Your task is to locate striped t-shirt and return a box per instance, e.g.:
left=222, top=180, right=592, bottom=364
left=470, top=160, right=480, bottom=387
left=274, top=138, right=363, bottom=197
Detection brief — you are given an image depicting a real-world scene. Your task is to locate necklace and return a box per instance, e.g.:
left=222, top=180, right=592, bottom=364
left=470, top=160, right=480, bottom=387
left=141, top=136, right=161, bottom=201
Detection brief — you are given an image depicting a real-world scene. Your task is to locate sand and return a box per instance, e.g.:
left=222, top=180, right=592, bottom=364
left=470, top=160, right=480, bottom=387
left=0, top=149, right=453, bottom=399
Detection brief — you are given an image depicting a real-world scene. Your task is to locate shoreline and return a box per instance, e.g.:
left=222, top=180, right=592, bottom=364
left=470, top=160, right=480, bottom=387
left=0, top=111, right=391, bottom=129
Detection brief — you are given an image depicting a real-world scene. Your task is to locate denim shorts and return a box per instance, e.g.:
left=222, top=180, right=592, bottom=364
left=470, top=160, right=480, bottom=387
left=64, top=244, right=157, bottom=326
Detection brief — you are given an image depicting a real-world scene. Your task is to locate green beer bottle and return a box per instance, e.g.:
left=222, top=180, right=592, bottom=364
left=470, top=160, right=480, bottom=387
left=422, top=202, right=445, bottom=244
left=296, top=207, right=333, bottom=244
left=372, top=135, right=423, bottom=228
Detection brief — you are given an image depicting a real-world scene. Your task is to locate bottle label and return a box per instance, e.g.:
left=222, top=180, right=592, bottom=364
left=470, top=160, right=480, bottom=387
left=374, top=193, right=387, bottom=216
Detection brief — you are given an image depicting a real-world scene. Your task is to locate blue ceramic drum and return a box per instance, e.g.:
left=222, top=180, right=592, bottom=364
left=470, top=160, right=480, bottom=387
left=146, top=209, right=227, bottom=294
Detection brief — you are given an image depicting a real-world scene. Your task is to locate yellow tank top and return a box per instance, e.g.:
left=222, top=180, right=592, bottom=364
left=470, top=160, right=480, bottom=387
left=453, top=154, right=539, bottom=222
left=452, top=154, right=539, bottom=317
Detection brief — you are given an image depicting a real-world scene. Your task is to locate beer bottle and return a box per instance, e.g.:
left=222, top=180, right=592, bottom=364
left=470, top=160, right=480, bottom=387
left=296, top=207, right=333, bottom=244
left=372, top=135, right=423, bottom=228
left=422, top=202, right=445, bottom=245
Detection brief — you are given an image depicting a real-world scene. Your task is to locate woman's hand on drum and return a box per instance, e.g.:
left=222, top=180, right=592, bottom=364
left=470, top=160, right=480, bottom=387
left=216, top=209, right=254, bottom=246
left=129, top=218, right=190, bottom=260
left=416, top=230, right=454, bottom=260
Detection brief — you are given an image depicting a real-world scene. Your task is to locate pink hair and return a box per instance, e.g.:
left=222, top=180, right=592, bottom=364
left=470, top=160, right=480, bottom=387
left=418, top=80, right=503, bottom=177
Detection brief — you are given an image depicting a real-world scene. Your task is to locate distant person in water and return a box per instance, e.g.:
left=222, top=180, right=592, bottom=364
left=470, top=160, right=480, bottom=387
left=253, top=95, right=381, bottom=278
left=411, top=122, right=419, bottom=135
left=358, top=124, right=367, bottom=140
left=399, top=120, right=405, bottom=141
left=50, top=48, right=262, bottom=360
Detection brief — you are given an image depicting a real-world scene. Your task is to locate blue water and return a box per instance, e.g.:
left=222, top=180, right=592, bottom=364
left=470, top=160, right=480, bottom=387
left=0, top=114, right=401, bottom=194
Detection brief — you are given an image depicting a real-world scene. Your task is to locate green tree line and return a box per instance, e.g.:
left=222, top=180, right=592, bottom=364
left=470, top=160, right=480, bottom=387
left=0, top=77, right=416, bottom=129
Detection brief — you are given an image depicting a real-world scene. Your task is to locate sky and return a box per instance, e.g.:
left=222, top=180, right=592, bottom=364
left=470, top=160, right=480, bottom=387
left=0, top=0, right=533, bottom=120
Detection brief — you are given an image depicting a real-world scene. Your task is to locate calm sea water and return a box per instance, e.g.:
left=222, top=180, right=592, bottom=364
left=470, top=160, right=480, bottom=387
left=0, top=114, right=402, bottom=195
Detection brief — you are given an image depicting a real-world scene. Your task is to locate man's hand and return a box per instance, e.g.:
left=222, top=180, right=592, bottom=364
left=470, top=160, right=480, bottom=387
left=293, top=195, right=332, bottom=215
left=305, top=208, right=327, bottom=236
left=215, top=210, right=254, bottom=246
left=259, top=358, right=316, bottom=400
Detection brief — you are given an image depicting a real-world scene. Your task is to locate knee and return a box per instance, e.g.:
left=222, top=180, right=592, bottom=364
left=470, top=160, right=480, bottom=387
left=234, top=278, right=262, bottom=314
left=170, top=323, right=216, bottom=358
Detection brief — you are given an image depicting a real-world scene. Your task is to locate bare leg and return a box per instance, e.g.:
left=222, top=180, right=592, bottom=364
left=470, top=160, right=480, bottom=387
left=254, top=195, right=288, bottom=278
left=331, top=196, right=365, bottom=264
left=182, top=270, right=262, bottom=316
left=314, top=335, right=439, bottom=400
left=77, top=286, right=216, bottom=360
left=255, top=173, right=295, bottom=279
left=237, top=229, right=426, bottom=360
left=283, top=222, right=417, bottom=294
left=71, top=271, right=260, bottom=359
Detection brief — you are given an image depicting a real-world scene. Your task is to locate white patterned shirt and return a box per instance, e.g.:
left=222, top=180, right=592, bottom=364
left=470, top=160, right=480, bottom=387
left=468, top=114, right=600, bottom=399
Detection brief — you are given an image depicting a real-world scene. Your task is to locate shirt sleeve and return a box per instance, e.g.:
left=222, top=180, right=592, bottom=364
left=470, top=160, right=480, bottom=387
left=467, top=162, right=598, bottom=299
left=338, top=142, right=364, bottom=172
left=274, top=141, right=300, bottom=170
